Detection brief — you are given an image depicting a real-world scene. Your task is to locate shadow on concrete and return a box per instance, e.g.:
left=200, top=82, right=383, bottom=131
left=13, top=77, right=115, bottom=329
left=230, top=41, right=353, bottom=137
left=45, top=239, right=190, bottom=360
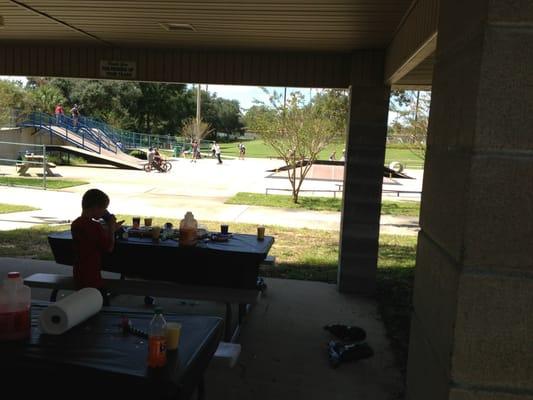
left=0, top=257, right=403, bottom=400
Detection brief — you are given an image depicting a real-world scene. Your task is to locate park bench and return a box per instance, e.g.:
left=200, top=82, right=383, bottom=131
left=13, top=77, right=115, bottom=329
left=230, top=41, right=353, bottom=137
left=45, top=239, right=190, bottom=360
left=24, top=273, right=260, bottom=342
left=382, top=189, right=421, bottom=197
left=260, top=255, right=276, bottom=267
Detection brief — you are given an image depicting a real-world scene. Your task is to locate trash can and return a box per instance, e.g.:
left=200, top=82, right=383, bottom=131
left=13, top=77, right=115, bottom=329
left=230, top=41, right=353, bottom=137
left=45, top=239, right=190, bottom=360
left=173, top=145, right=182, bottom=157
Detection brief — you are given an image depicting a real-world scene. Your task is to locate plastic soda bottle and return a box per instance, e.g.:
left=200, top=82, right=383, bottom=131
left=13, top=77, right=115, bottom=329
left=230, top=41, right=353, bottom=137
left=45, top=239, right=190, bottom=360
left=179, top=211, right=198, bottom=246
left=147, top=307, right=167, bottom=368
left=0, top=272, right=31, bottom=341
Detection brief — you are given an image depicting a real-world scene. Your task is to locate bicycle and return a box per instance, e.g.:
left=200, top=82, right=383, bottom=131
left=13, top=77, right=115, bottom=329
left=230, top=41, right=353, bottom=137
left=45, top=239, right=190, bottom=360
left=144, top=159, right=172, bottom=173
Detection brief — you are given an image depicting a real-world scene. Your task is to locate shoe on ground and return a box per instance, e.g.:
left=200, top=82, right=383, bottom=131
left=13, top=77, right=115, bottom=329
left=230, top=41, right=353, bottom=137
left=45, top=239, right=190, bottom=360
left=328, top=340, right=374, bottom=368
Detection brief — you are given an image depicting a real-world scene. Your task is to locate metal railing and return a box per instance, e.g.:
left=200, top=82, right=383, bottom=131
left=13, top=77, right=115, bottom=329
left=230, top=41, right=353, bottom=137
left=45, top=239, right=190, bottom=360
left=18, top=112, right=118, bottom=154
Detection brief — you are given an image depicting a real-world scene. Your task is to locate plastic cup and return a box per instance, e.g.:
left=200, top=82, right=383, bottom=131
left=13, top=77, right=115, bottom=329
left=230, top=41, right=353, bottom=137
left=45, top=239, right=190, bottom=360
left=132, top=216, right=140, bottom=229
left=220, top=224, right=229, bottom=234
left=257, top=226, right=265, bottom=241
left=165, top=322, right=182, bottom=351
left=152, top=226, right=161, bottom=241
left=144, top=217, right=153, bottom=227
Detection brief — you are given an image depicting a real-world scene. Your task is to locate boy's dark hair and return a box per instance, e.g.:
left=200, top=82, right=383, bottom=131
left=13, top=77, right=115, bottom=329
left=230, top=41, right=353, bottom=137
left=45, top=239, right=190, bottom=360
left=82, top=189, right=109, bottom=210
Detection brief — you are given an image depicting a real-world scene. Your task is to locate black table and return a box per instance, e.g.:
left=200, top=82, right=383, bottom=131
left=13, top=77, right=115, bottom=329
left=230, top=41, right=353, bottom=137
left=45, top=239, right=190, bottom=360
left=0, top=302, right=223, bottom=400
left=48, top=230, right=274, bottom=289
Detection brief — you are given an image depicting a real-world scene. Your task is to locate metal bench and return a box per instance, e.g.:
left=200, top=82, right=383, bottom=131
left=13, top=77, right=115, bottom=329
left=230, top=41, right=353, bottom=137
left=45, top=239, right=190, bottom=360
left=24, top=273, right=260, bottom=342
left=382, top=189, right=421, bottom=197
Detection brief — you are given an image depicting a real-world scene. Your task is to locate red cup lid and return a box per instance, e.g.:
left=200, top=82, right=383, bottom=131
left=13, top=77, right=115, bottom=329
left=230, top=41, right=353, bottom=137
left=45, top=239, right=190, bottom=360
left=8, top=272, right=20, bottom=278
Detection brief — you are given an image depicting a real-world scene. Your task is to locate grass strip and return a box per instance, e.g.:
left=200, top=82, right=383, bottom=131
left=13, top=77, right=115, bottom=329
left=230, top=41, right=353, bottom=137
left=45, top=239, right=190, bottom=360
left=0, top=203, right=39, bottom=214
left=225, top=192, right=420, bottom=216
left=0, top=177, right=89, bottom=189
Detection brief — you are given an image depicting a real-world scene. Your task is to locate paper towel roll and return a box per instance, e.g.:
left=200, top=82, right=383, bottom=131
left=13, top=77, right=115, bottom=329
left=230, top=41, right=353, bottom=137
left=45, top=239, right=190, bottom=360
left=39, top=287, right=103, bottom=335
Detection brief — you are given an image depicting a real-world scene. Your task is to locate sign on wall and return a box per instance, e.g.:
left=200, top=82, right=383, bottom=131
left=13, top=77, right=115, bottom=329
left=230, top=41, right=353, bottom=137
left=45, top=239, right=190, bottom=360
left=99, top=60, right=137, bottom=79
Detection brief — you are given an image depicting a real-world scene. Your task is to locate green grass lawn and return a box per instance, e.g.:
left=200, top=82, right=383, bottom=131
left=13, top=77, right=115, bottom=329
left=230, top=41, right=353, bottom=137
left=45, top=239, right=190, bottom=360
left=218, top=140, right=347, bottom=160
left=216, top=139, right=425, bottom=168
left=225, top=192, right=420, bottom=217
left=385, top=147, right=424, bottom=169
left=0, top=203, right=39, bottom=214
left=0, top=177, right=89, bottom=189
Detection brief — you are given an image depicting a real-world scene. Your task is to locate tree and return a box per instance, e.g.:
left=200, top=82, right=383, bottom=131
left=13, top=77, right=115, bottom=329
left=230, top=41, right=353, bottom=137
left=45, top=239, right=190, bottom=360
left=0, top=79, right=29, bottom=125
left=180, top=117, right=213, bottom=143
left=389, top=90, right=431, bottom=159
left=247, top=88, right=347, bottom=203
left=28, top=84, right=66, bottom=113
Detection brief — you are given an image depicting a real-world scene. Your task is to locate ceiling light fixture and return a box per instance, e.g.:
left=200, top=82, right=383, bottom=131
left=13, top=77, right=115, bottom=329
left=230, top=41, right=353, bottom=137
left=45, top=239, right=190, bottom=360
left=159, top=22, right=195, bottom=32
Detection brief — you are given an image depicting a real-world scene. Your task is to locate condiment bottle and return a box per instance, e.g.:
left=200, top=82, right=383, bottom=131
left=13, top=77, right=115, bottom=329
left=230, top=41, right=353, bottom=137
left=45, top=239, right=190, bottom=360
left=0, top=272, right=31, bottom=341
left=179, top=211, right=198, bottom=246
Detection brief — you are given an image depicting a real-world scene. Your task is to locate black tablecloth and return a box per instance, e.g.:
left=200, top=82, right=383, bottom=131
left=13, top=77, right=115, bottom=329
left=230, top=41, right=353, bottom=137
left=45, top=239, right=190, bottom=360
left=0, top=302, right=223, bottom=400
left=48, top=230, right=274, bottom=289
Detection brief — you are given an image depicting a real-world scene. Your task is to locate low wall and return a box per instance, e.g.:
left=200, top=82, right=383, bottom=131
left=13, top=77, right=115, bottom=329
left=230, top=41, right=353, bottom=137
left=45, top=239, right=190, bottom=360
left=0, top=127, right=68, bottom=160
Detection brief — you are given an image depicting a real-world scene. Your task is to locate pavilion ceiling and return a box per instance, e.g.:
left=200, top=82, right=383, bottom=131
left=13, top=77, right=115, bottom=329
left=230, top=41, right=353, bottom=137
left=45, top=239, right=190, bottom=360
left=0, top=0, right=413, bottom=52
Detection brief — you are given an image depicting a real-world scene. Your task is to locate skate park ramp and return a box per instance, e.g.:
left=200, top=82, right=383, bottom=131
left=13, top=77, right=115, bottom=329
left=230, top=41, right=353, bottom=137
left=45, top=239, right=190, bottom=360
left=46, top=145, right=144, bottom=170
left=19, top=112, right=144, bottom=170
left=268, top=161, right=413, bottom=181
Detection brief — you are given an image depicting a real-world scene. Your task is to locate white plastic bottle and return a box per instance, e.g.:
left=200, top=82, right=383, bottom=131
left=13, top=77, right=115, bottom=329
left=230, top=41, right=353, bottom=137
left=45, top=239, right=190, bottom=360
left=0, top=272, right=31, bottom=341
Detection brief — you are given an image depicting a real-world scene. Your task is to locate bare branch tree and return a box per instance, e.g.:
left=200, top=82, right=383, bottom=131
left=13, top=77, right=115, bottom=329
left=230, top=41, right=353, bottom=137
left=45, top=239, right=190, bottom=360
left=248, top=89, right=347, bottom=203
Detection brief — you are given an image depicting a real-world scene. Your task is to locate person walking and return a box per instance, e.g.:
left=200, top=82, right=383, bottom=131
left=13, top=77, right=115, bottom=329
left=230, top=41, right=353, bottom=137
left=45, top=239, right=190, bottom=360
left=238, top=142, right=246, bottom=160
left=211, top=142, right=216, bottom=158
left=215, top=143, right=222, bottom=164
left=70, top=104, right=80, bottom=129
left=54, top=103, right=64, bottom=125
left=191, top=140, right=198, bottom=163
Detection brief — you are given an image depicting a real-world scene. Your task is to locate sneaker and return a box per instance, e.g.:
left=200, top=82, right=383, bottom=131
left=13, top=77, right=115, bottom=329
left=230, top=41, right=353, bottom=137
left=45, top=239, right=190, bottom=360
left=328, top=340, right=374, bottom=368
left=324, top=324, right=367, bottom=342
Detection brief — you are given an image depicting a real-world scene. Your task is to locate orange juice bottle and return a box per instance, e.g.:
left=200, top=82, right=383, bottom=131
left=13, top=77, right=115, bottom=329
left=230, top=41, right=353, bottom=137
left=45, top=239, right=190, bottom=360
left=179, top=211, right=198, bottom=246
left=147, top=307, right=167, bottom=368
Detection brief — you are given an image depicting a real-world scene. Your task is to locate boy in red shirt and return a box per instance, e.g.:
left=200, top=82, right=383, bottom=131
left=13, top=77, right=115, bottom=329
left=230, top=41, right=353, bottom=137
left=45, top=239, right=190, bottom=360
left=71, top=189, right=123, bottom=296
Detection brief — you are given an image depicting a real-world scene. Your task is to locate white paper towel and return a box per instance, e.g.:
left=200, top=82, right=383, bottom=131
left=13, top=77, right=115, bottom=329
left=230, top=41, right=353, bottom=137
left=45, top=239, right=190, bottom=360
left=39, top=287, right=103, bottom=335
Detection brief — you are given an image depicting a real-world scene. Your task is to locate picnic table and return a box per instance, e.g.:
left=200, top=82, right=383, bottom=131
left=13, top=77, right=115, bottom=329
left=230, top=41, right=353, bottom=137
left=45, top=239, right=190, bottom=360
left=48, top=230, right=274, bottom=289
left=0, top=302, right=223, bottom=400
left=47, top=230, right=274, bottom=341
left=16, top=154, right=56, bottom=176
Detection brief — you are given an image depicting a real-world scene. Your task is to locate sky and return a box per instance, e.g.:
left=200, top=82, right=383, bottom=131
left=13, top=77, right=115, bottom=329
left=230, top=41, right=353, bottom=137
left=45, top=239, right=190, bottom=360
left=202, top=84, right=315, bottom=110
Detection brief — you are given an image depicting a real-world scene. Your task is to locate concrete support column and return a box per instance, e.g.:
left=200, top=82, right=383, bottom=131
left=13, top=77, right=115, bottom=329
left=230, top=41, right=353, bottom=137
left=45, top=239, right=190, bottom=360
left=338, top=50, right=390, bottom=294
left=407, top=1, right=533, bottom=399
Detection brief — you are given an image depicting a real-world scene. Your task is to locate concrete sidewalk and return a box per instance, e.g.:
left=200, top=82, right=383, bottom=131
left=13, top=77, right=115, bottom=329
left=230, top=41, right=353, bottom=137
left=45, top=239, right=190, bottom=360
left=0, top=158, right=420, bottom=234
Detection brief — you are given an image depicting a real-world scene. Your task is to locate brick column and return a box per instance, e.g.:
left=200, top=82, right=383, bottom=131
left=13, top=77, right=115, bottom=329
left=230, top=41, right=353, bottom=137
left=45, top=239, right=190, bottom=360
left=407, top=1, right=533, bottom=399
left=338, top=50, right=390, bottom=294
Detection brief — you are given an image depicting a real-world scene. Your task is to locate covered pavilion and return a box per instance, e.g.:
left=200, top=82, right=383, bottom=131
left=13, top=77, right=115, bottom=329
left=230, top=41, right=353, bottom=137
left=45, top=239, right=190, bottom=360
left=0, top=1, right=531, bottom=399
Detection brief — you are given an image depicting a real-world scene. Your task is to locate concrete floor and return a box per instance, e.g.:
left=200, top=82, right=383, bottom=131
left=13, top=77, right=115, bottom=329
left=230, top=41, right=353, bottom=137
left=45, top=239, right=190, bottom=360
left=0, top=257, right=403, bottom=400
